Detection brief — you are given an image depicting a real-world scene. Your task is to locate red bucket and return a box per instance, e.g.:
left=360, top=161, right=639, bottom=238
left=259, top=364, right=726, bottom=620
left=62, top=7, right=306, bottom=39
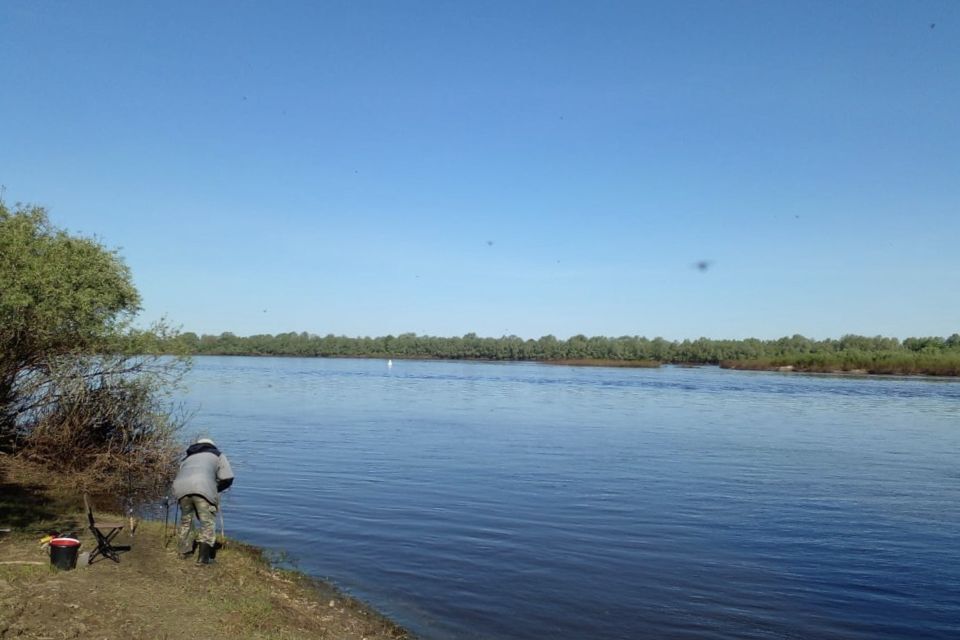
left=49, top=537, right=81, bottom=570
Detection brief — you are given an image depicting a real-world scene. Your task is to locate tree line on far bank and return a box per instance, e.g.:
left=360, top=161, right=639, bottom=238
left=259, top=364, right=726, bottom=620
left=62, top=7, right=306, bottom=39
left=159, top=331, right=960, bottom=376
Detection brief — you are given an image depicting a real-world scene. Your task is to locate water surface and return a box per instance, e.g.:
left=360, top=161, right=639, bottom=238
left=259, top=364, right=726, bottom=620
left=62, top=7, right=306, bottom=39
left=181, top=357, right=960, bottom=639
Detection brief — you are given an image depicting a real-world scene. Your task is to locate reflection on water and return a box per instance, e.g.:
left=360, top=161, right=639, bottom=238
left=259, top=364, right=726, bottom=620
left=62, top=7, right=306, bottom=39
left=182, top=357, right=960, bottom=640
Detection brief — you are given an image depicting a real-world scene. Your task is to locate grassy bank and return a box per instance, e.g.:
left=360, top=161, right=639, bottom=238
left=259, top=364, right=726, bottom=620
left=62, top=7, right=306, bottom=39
left=0, top=456, right=409, bottom=640
left=720, top=352, right=960, bottom=376
left=541, top=358, right=661, bottom=368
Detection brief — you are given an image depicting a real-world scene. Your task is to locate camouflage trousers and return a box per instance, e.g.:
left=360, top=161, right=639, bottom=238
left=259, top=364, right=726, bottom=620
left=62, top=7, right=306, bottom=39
left=178, top=495, right=217, bottom=552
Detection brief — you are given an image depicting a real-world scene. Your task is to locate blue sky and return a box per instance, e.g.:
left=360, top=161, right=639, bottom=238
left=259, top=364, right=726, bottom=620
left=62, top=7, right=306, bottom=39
left=2, top=1, right=957, bottom=340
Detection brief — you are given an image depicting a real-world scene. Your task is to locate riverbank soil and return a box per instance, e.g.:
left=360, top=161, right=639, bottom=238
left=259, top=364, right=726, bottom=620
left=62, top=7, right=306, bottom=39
left=0, top=457, right=409, bottom=640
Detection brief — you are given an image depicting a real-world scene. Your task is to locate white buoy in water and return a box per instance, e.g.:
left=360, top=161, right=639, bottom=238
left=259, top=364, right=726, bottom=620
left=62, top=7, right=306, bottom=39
left=387, top=359, right=393, bottom=367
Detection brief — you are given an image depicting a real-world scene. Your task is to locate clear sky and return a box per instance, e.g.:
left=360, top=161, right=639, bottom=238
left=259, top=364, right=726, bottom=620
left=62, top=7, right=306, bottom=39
left=2, top=1, right=957, bottom=340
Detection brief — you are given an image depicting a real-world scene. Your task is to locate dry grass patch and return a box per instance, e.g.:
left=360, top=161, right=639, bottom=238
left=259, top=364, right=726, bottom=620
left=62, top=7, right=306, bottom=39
left=0, top=457, right=410, bottom=640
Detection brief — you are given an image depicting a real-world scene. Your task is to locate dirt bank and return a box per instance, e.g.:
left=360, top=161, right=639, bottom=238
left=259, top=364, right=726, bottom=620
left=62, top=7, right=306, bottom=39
left=0, top=458, right=410, bottom=640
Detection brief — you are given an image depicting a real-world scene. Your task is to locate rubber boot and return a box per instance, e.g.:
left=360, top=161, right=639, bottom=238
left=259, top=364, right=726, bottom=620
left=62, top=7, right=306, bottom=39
left=197, top=542, right=215, bottom=565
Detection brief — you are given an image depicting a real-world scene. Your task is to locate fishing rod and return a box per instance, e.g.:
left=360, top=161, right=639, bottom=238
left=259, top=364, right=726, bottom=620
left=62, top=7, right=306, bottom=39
left=217, top=490, right=228, bottom=551
left=162, top=495, right=172, bottom=547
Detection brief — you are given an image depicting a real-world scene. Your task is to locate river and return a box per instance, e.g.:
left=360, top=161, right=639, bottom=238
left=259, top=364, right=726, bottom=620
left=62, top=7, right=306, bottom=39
left=180, top=356, right=960, bottom=639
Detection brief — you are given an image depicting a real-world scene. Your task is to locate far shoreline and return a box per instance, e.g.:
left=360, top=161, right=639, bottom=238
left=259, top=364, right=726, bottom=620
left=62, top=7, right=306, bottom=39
left=177, top=352, right=960, bottom=379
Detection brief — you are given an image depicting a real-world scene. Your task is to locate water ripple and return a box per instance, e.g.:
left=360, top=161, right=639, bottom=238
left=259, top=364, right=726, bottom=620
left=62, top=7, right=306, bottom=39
left=184, top=357, right=960, bottom=640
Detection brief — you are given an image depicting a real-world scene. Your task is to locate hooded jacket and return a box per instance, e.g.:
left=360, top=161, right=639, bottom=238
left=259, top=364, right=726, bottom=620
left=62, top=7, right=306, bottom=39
left=172, top=442, right=235, bottom=505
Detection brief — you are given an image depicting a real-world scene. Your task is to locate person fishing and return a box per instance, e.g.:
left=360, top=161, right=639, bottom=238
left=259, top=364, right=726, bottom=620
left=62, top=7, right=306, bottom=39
left=171, top=437, right=235, bottom=565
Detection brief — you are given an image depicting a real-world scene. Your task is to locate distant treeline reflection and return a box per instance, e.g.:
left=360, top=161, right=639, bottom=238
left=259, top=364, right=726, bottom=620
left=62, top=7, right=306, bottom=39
left=161, top=332, right=960, bottom=376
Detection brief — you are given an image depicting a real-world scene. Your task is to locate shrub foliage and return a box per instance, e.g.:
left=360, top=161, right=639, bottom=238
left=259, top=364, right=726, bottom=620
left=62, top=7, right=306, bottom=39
left=0, top=200, right=186, bottom=499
